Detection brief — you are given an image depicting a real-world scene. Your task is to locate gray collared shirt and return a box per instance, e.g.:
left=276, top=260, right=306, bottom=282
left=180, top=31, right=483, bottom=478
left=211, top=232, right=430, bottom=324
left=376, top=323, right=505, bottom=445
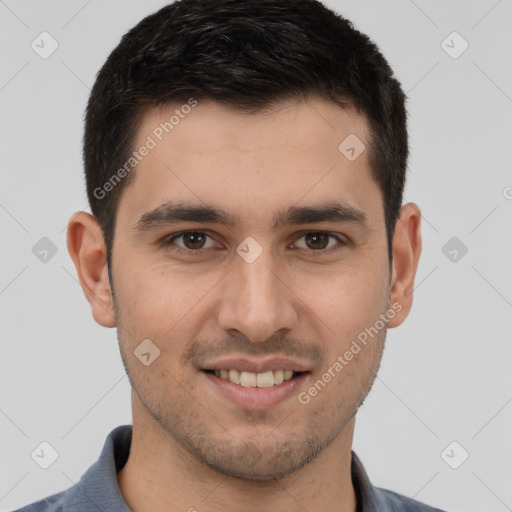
left=14, top=425, right=446, bottom=512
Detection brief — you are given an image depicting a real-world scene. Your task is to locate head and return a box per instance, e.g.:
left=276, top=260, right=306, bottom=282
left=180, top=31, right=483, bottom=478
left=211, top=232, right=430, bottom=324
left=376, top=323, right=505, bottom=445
left=68, top=0, right=421, bottom=482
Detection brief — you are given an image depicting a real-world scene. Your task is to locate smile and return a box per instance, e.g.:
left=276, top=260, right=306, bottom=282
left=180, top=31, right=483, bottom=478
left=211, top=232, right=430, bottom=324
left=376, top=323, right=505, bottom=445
left=201, top=368, right=309, bottom=409
left=205, top=369, right=302, bottom=388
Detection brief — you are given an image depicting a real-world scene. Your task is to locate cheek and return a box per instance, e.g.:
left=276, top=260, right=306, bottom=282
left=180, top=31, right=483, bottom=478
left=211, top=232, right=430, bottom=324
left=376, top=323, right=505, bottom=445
left=297, top=259, right=389, bottom=336
left=114, top=259, right=225, bottom=340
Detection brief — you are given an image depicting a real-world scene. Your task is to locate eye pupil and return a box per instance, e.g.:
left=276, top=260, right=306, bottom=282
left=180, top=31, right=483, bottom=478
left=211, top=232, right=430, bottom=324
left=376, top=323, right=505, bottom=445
left=305, top=232, right=329, bottom=250
left=183, top=231, right=206, bottom=249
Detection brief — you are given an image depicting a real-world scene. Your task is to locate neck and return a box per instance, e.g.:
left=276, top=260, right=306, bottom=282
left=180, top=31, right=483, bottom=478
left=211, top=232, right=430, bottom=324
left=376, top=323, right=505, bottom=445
left=118, top=395, right=357, bottom=512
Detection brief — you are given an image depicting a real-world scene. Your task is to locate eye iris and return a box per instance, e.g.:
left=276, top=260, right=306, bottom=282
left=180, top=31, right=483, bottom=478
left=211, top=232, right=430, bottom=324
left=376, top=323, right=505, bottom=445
left=183, top=232, right=206, bottom=250
left=305, top=232, right=329, bottom=250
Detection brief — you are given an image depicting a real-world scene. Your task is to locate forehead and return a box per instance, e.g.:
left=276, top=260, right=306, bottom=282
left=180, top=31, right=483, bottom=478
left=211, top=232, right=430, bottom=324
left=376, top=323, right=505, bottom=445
left=139, top=97, right=370, bottom=158
left=117, top=97, right=382, bottom=229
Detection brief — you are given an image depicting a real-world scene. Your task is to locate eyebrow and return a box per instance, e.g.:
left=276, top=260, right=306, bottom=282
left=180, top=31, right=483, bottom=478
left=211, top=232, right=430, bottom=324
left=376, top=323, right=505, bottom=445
left=133, top=200, right=367, bottom=234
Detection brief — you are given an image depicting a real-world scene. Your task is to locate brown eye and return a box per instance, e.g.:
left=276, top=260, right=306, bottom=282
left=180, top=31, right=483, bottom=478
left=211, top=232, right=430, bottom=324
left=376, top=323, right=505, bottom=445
left=164, top=231, right=217, bottom=255
left=293, top=232, right=344, bottom=252
left=181, top=231, right=208, bottom=250
left=304, top=232, right=330, bottom=250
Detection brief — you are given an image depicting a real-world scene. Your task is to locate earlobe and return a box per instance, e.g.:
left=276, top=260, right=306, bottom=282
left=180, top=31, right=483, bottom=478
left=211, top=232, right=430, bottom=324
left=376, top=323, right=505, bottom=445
left=66, top=212, right=117, bottom=328
left=387, top=203, right=422, bottom=328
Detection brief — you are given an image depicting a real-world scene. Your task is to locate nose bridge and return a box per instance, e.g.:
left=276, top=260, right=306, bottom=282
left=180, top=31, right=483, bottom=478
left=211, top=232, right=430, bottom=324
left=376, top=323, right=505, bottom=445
left=217, top=243, right=297, bottom=342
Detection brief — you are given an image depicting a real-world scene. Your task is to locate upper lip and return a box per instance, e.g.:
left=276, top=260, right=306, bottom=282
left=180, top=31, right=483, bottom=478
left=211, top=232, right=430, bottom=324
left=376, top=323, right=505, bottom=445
left=201, top=357, right=311, bottom=373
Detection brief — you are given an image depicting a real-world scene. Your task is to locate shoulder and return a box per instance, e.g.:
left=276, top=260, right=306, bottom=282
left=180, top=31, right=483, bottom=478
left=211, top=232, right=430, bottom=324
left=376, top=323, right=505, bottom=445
left=375, top=486, right=447, bottom=512
left=11, top=425, right=132, bottom=512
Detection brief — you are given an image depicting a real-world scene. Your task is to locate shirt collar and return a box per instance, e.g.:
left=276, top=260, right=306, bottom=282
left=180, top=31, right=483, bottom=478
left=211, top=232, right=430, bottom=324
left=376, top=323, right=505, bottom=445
left=62, top=425, right=132, bottom=511
left=65, top=425, right=399, bottom=512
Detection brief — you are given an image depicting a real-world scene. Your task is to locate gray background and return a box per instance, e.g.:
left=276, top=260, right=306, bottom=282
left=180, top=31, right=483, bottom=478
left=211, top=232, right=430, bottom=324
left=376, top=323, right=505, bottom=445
left=1, top=1, right=511, bottom=511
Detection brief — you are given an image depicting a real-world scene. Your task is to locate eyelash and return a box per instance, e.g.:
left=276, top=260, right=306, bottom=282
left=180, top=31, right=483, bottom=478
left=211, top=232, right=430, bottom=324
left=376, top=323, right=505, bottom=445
left=163, top=230, right=347, bottom=256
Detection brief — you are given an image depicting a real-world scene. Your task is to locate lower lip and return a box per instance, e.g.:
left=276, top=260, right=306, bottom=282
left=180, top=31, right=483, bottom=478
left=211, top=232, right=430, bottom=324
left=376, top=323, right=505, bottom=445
left=202, top=371, right=309, bottom=409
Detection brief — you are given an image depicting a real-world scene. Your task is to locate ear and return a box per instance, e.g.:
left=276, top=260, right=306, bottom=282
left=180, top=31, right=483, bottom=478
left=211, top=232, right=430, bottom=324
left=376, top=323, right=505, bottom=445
left=66, top=212, right=116, bottom=328
left=387, top=203, right=422, bottom=328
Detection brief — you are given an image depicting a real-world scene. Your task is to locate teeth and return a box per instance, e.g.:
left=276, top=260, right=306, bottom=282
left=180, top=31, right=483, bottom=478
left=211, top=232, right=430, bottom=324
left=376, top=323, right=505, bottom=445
left=228, top=369, right=240, bottom=384
left=240, top=370, right=257, bottom=387
left=256, top=371, right=274, bottom=388
left=213, top=369, right=298, bottom=387
left=273, top=369, right=284, bottom=385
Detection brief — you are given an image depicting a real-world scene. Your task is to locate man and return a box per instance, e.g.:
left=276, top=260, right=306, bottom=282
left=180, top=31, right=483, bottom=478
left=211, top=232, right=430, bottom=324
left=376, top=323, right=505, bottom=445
left=15, top=0, right=444, bottom=510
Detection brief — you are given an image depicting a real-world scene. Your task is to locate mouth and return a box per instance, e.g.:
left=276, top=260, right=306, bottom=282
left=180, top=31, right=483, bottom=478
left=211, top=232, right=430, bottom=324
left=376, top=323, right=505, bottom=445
left=200, top=366, right=310, bottom=409
left=202, top=368, right=306, bottom=388
left=198, top=356, right=312, bottom=408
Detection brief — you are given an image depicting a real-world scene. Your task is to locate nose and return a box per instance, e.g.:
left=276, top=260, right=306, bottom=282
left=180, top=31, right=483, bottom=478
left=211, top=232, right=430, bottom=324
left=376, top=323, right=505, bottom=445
left=216, top=245, right=299, bottom=343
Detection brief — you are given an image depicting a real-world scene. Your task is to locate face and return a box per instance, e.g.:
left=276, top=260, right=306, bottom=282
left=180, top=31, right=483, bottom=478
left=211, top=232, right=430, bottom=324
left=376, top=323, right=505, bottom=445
left=108, top=97, right=393, bottom=480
